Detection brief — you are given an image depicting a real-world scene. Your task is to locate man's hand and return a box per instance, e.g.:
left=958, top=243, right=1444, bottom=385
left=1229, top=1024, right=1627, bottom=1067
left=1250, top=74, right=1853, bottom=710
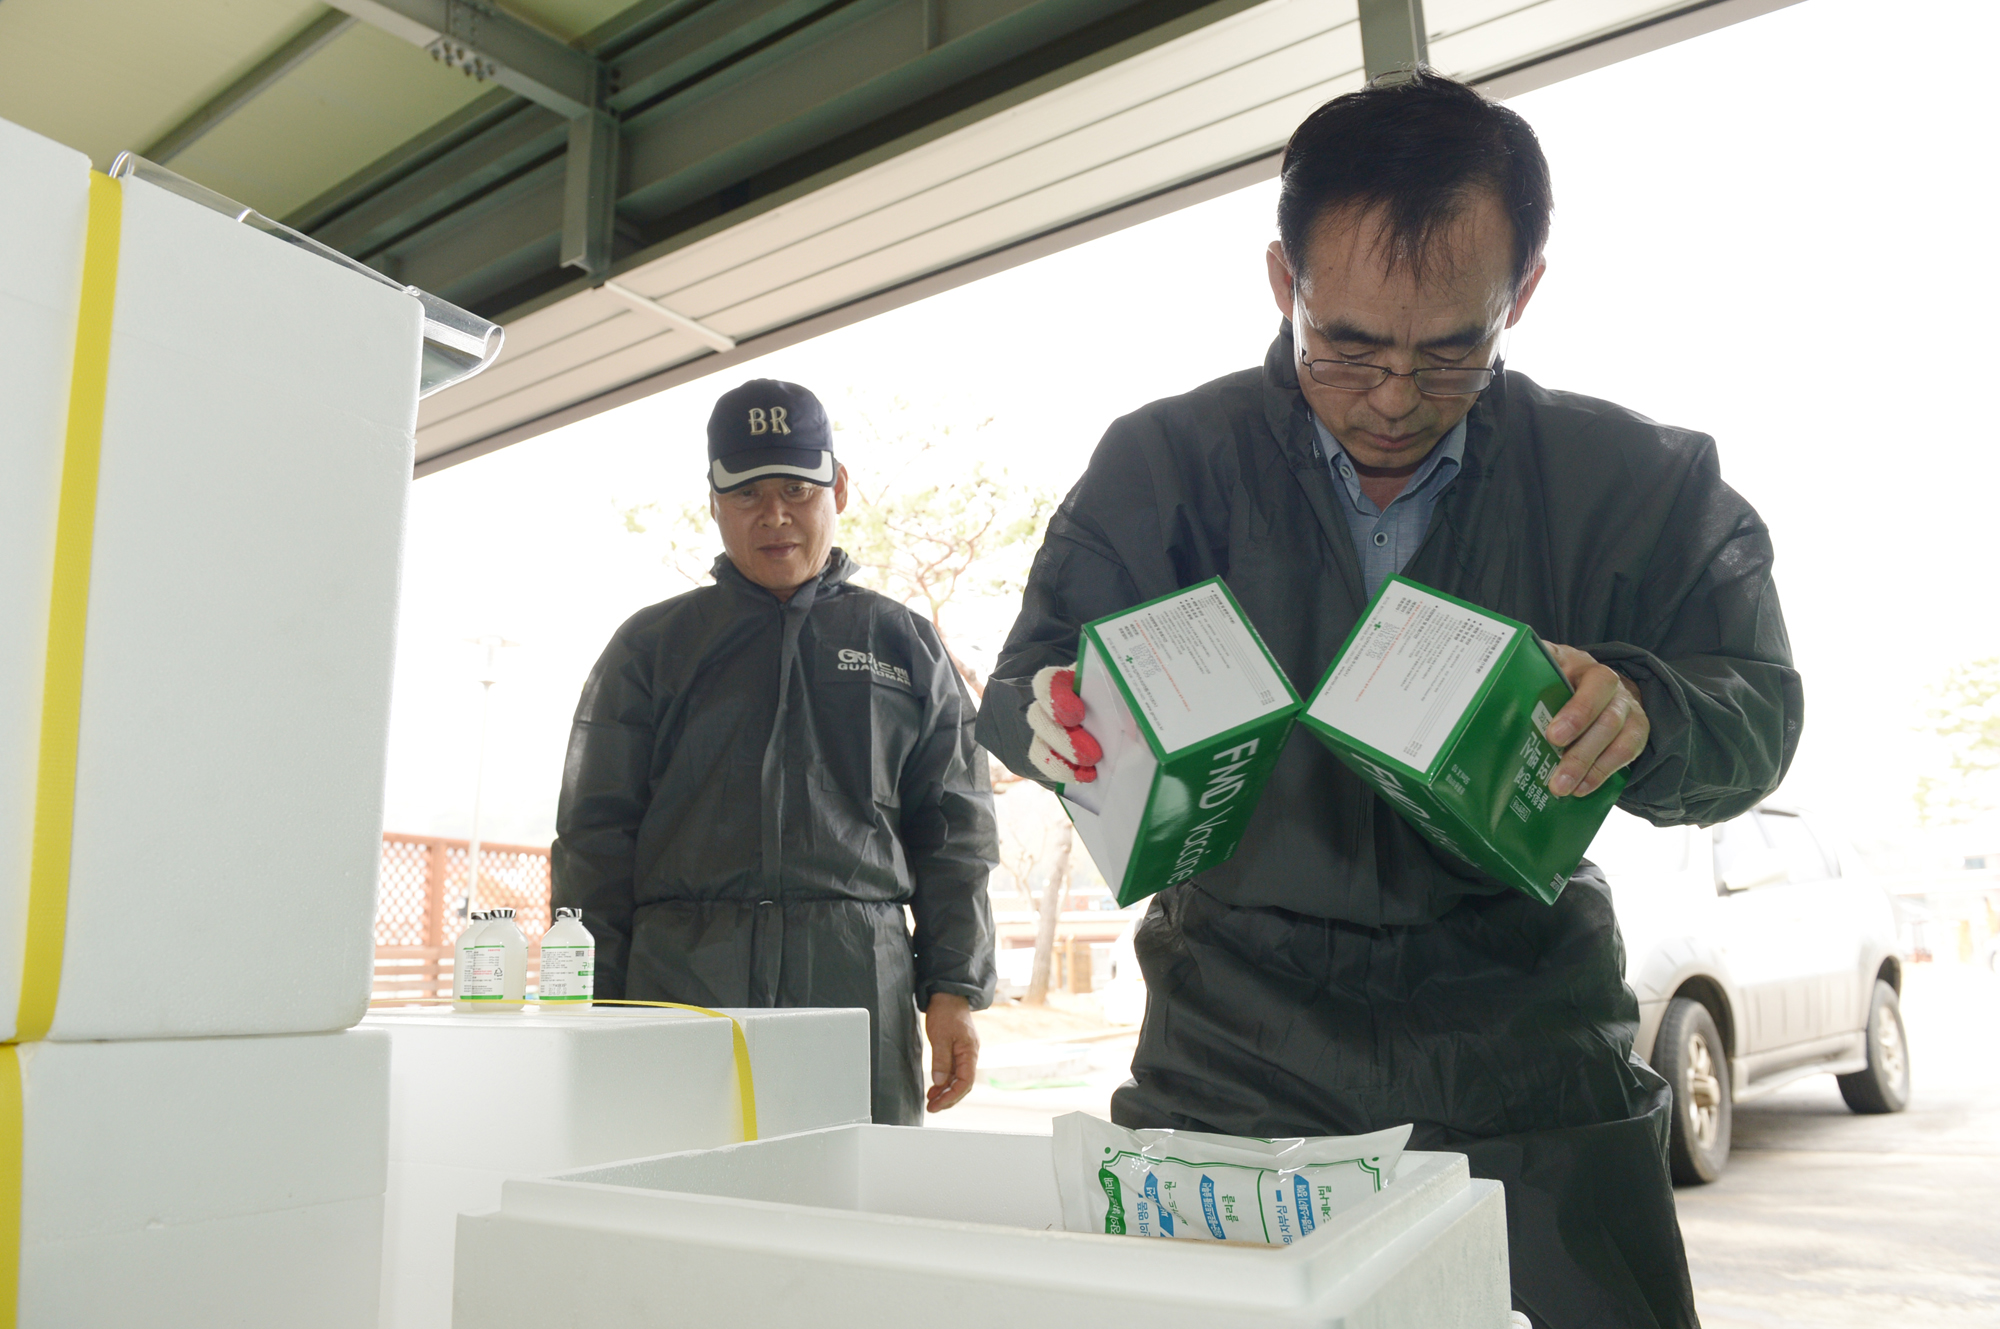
left=1542, top=643, right=1649, bottom=797
left=924, top=993, right=980, bottom=1112
left=1027, top=665, right=1102, bottom=783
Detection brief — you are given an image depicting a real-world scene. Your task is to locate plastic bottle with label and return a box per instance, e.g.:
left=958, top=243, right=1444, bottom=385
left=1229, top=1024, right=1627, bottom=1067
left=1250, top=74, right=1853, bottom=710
left=538, top=907, right=595, bottom=1011
left=454, top=911, right=498, bottom=1011
left=487, top=908, right=529, bottom=1005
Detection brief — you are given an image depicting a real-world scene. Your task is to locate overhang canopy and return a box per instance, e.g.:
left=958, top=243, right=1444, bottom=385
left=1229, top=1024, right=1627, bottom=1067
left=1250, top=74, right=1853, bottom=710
left=0, top=0, right=1802, bottom=473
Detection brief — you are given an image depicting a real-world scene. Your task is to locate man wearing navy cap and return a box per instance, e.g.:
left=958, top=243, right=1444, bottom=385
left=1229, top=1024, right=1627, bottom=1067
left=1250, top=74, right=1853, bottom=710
left=553, top=379, right=998, bottom=1124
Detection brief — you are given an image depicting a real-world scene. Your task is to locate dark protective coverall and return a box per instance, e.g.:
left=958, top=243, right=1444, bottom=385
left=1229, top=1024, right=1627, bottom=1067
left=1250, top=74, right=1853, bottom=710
left=977, top=326, right=1801, bottom=1329
left=554, top=549, right=998, bottom=1125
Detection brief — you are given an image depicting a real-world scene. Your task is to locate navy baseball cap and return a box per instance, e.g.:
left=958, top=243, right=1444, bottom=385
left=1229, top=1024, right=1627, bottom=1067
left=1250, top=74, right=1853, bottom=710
left=706, top=379, right=835, bottom=492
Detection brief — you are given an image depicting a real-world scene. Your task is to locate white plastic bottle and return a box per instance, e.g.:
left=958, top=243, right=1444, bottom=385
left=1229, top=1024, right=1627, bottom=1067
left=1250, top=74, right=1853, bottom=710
left=454, top=911, right=499, bottom=1011
left=538, top=907, right=595, bottom=1011
left=489, top=907, right=529, bottom=1005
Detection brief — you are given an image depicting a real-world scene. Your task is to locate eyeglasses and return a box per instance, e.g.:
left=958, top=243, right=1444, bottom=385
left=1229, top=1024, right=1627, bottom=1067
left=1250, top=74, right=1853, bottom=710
left=1300, top=357, right=1495, bottom=397
left=719, top=479, right=824, bottom=509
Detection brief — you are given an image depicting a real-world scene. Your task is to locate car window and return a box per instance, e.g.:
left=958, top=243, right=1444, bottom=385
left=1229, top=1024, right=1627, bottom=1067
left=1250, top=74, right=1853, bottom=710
left=1585, top=808, right=1687, bottom=879
left=1711, top=816, right=1770, bottom=889
left=1757, top=811, right=1838, bottom=882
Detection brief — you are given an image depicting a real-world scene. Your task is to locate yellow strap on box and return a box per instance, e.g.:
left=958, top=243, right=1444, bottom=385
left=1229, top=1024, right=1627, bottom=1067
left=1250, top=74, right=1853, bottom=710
left=588, top=1000, right=759, bottom=1141
left=18, top=171, right=121, bottom=1046
left=368, top=997, right=759, bottom=1141
left=4, top=169, right=122, bottom=1328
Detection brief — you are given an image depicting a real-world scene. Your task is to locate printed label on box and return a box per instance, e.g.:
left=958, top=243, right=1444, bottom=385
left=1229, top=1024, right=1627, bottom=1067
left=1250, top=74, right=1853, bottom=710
left=1060, top=579, right=1301, bottom=908
left=1095, top=581, right=1291, bottom=755
left=1301, top=576, right=1624, bottom=906
left=1307, top=583, right=1515, bottom=772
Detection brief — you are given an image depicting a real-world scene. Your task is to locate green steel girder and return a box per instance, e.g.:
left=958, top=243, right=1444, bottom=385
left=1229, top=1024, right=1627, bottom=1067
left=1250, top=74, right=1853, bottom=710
left=291, top=0, right=1246, bottom=318
left=1356, top=0, right=1427, bottom=81
left=327, top=0, right=603, bottom=116
left=288, top=0, right=1796, bottom=361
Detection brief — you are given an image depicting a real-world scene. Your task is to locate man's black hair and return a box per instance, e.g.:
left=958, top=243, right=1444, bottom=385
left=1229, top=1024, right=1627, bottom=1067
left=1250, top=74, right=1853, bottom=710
left=1278, top=69, right=1552, bottom=291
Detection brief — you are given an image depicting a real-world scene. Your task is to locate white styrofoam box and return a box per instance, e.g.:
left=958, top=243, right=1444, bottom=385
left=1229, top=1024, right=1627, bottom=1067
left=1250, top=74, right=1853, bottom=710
left=0, top=132, right=424, bottom=1040
left=0, top=118, right=90, bottom=1038
left=454, top=1125, right=1512, bottom=1328
left=18, top=1028, right=390, bottom=1328
left=369, top=1005, right=871, bottom=1329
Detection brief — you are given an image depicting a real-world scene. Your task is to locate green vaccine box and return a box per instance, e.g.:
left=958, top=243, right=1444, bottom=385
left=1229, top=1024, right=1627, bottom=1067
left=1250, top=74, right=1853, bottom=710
left=1299, top=576, right=1625, bottom=906
left=1063, top=578, right=1302, bottom=908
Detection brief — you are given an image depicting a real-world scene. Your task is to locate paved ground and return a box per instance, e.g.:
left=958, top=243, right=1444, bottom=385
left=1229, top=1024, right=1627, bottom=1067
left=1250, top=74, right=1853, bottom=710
left=1674, top=964, right=2000, bottom=1327
left=935, top=965, right=2000, bottom=1326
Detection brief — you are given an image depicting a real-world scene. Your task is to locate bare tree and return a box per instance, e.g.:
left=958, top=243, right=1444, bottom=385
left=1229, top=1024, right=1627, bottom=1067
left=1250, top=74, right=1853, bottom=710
left=995, top=795, right=1047, bottom=908
left=1024, top=824, right=1073, bottom=1006
left=832, top=393, right=1056, bottom=698
left=1916, top=656, right=2000, bottom=826
left=618, top=496, right=717, bottom=590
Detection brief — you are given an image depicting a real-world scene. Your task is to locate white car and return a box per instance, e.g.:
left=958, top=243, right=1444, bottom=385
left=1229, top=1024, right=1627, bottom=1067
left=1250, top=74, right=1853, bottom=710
left=1590, top=803, right=1909, bottom=1183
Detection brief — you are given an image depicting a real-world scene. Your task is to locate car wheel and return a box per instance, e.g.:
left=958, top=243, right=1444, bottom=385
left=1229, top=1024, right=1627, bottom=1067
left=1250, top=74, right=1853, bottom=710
left=1837, top=980, right=1911, bottom=1114
left=1655, top=997, right=1732, bottom=1184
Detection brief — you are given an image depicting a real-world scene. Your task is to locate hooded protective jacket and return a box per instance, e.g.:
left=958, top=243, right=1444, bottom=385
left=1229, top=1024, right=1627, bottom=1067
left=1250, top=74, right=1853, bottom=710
left=976, top=326, right=1801, bottom=1329
left=555, top=549, right=998, bottom=1126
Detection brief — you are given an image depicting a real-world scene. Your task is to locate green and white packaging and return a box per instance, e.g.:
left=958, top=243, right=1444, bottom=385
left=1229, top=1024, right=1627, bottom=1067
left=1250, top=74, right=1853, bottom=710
left=1062, top=579, right=1301, bottom=908
left=1052, top=1113, right=1411, bottom=1245
left=1300, top=575, right=1625, bottom=906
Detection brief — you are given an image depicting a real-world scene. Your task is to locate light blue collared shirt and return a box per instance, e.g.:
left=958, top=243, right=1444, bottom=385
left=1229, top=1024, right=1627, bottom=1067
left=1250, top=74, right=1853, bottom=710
left=1311, top=415, right=1467, bottom=598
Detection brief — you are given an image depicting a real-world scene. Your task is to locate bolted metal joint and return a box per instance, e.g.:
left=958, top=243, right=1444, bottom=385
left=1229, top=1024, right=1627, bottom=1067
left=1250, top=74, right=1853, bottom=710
left=426, top=37, right=497, bottom=80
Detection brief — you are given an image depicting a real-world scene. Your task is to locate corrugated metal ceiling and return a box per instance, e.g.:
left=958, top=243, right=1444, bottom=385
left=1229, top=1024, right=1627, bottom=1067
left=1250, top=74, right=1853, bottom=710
left=0, top=0, right=1804, bottom=473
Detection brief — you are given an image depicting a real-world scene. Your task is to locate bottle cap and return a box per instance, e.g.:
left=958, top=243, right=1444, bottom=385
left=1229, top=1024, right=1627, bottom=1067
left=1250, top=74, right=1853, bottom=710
left=556, top=907, right=579, bottom=920
left=495, top=907, right=515, bottom=918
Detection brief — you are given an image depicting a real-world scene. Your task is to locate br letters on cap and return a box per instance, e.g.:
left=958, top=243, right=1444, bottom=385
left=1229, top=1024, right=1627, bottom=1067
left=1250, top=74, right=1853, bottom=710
left=708, top=379, right=832, bottom=491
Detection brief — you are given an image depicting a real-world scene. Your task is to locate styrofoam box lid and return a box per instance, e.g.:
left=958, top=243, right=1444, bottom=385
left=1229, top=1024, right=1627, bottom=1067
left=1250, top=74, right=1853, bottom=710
left=366, top=1006, right=871, bottom=1170
left=45, top=173, right=421, bottom=1042
left=503, top=1125, right=1489, bottom=1313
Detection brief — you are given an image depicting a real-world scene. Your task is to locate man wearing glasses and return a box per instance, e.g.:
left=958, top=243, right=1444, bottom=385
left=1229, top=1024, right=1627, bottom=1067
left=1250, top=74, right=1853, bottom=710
left=978, top=73, right=1799, bottom=1328
left=555, top=379, right=997, bottom=1126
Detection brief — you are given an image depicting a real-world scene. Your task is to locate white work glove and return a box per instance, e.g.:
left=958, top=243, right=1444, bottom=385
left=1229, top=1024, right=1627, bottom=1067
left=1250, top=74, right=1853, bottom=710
left=1027, top=664, right=1103, bottom=784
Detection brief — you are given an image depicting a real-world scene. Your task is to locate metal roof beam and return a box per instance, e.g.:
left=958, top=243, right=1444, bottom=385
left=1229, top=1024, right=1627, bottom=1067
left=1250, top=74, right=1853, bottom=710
left=414, top=148, right=1278, bottom=476
left=1357, top=0, right=1426, bottom=82
left=607, top=0, right=862, bottom=113
left=142, top=9, right=358, bottom=164
left=303, top=0, right=1223, bottom=315
left=560, top=108, right=620, bottom=275
left=603, top=280, right=737, bottom=350
left=328, top=0, right=617, bottom=274
left=327, top=0, right=603, bottom=117
left=307, top=100, right=566, bottom=260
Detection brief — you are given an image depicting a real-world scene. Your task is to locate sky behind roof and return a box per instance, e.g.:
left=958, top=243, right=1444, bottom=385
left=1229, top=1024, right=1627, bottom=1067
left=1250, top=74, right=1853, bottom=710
left=383, top=0, right=2000, bottom=861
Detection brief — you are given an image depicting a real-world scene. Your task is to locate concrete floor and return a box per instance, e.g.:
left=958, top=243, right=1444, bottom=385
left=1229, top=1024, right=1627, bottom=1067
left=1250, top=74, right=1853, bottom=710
left=1674, top=964, right=2000, bottom=1328
left=935, top=965, right=2000, bottom=1326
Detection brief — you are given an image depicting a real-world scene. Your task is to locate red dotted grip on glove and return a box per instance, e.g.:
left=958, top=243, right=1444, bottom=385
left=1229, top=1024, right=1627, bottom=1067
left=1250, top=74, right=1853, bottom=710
left=1047, top=670, right=1101, bottom=764
left=1030, top=666, right=1101, bottom=783
left=1046, top=668, right=1088, bottom=728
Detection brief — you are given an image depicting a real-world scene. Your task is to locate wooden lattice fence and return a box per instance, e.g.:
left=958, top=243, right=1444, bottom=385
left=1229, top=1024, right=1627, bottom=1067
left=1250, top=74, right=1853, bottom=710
left=374, top=832, right=551, bottom=1000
